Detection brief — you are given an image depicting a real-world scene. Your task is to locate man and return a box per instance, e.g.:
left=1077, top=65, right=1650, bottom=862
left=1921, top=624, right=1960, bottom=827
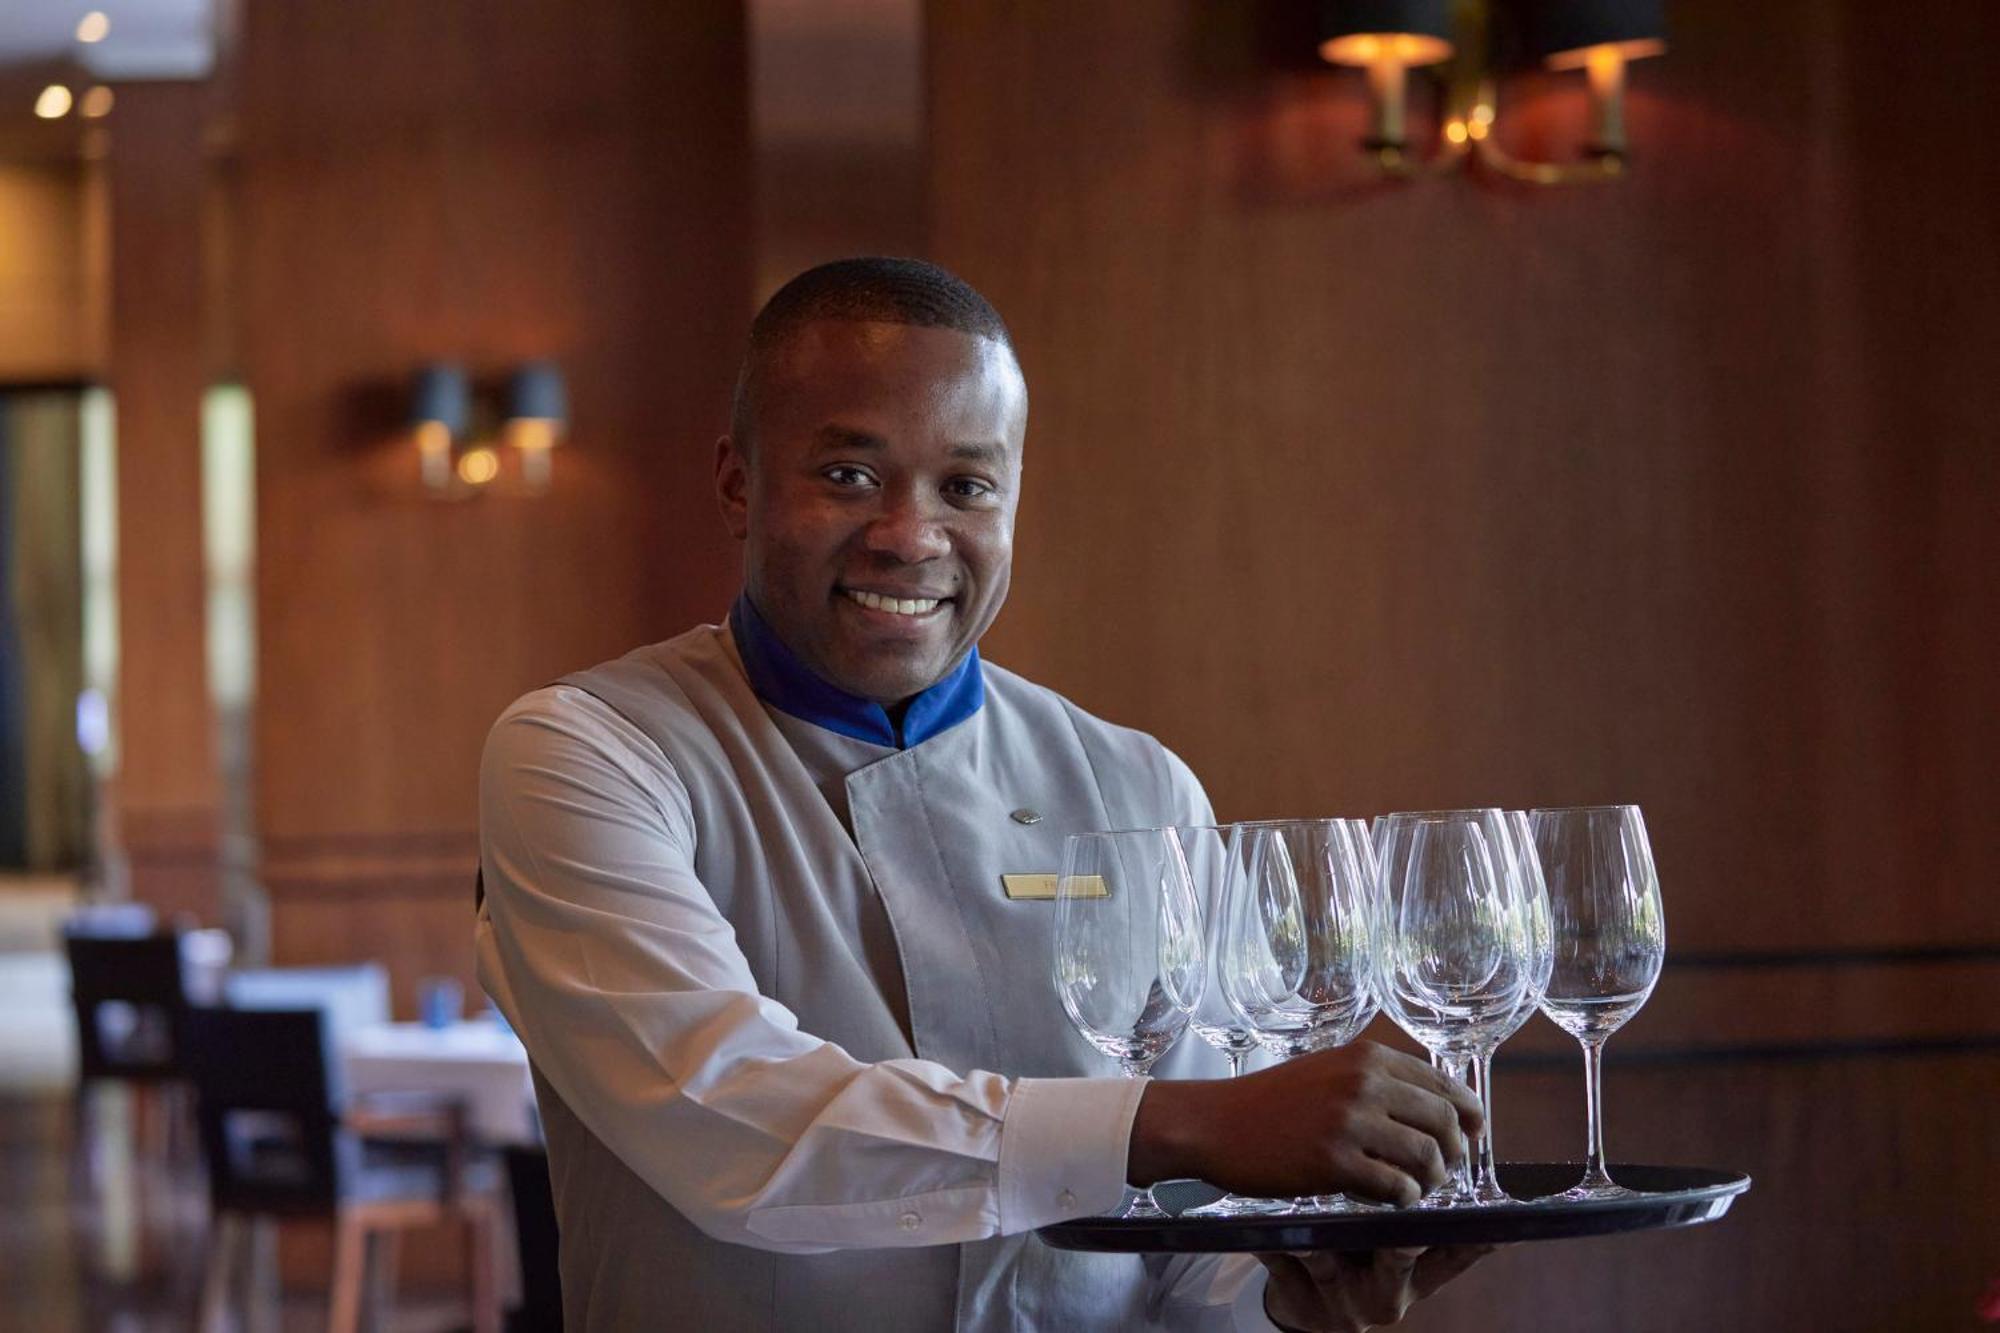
left=476, top=258, right=1487, bottom=1331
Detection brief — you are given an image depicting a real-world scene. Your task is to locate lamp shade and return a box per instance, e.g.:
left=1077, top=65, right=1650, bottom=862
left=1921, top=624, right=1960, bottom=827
left=410, top=363, right=471, bottom=435
left=1518, top=0, right=1666, bottom=68
left=1318, top=0, right=1455, bottom=67
left=508, top=361, right=568, bottom=425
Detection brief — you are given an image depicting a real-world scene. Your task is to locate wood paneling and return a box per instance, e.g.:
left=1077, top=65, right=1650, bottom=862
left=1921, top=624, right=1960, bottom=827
left=238, top=0, right=751, bottom=987
left=930, top=0, right=2000, bottom=956
left=749, top=0, right=925, bottom=301
left=927, top=1, right=2000, bottom=1325
left=1404, top=1052, right=2000, bottom=1332
left=108, top=81, right=220, bottom=922
left=0, top=162, right=104, bottom=382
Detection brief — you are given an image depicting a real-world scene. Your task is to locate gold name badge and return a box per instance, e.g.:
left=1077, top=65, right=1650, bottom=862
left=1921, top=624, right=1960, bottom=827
left=1001, top=874, right=1108, bottom=901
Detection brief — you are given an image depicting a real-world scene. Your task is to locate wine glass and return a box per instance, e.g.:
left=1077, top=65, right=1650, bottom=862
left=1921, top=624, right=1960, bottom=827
left=1467, top=811, right=1555, bottom=1203
left=1174, top=825, right=1284, bottom=1218
left=1176, top=826, right=1263, bottom=1080
left=1053, top=827, right=1206, bottom=1219
left=1217, top=820, right=1381, bottom=1213
left=1530, top=805, right=1665, bottom=1201
left=1371, top=809, right=1529, bottom=1208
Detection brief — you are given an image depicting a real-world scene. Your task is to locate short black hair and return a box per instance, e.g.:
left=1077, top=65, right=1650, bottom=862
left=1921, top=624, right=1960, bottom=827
left=730, top=257, right=1015, bottom=453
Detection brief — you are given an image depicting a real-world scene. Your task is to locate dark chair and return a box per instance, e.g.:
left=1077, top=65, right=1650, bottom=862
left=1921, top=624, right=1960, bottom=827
left=64, top=925, right=199, bottom=1165
left=502, top=1145, right=564, bottom=1333
left=184, top=1006, right=501, bottom=1333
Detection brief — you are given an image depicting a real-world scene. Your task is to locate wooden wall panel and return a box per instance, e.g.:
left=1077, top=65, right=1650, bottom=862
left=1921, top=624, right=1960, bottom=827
left=107, top=82, right=220, bottom=922
left=929, top=0, right=2000, bottom=957
left=928, top=1, right=2000, bottom=1326
left=238, top=0, right=751, bottom=993
left=0, top=162, right=103, bottom=382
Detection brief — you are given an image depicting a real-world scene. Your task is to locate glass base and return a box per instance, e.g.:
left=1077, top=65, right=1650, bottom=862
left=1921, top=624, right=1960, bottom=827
left=1552, top=1181, right=1649, bottom=1202
left=1120, top=1189, right=1169, bottom=1219
left=1183, top=1194, right=1293, bottom=1218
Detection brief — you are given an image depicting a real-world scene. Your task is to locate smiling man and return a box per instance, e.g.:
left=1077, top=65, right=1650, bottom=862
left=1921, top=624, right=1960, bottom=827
left=476, top=259, right=1486, bottom=1332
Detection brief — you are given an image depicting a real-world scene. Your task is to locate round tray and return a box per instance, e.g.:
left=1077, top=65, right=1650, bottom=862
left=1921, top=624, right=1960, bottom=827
left=1037, top=1163, right=1750, bottom=1253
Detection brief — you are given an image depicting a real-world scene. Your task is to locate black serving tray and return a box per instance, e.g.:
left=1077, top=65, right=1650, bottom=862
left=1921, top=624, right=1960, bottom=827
left=1038, top=1164, right=1750, bottom=1253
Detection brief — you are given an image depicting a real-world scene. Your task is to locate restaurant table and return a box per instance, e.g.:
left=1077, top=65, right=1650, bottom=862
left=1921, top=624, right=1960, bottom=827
left=341, top=1019, right=538, bottom=1145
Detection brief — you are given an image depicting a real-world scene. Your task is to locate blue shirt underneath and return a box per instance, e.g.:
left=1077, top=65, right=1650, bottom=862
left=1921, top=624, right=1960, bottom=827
left=729, top=594, right=985, bottom=750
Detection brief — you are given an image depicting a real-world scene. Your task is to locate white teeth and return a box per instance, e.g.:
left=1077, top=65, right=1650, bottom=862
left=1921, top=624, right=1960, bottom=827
left=846, top=590, right=941, bottom=616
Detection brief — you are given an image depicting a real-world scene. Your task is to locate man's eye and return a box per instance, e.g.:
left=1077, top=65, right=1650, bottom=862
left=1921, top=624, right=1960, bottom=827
left=946, top=477, right=997, bottom=501
left=824, top=466, right=875, bottom=488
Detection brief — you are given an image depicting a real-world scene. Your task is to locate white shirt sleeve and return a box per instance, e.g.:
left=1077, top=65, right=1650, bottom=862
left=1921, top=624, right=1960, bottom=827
left=474, top=686, right=1144, bottom=1255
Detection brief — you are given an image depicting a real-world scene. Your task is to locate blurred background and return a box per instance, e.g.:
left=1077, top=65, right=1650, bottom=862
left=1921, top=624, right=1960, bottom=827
left=0, top=0, right=1995, bottom=1328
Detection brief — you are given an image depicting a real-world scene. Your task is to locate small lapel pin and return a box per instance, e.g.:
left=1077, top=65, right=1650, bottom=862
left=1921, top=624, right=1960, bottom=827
left=1010, top=808, right=1043, bottom=826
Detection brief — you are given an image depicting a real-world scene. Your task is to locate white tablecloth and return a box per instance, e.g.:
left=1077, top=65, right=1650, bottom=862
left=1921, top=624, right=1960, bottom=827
left=342, top=1020, right=538, bottom=1145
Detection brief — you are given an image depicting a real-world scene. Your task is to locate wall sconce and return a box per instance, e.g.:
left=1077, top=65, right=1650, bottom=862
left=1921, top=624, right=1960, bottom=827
left=409, top=361, right=568, bottom=497
left=1318, top=0, right=1667, bottom=184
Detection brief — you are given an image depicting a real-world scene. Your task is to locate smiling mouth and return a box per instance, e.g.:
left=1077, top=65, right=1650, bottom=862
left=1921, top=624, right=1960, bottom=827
left=843, top=588, right=948, bottom=617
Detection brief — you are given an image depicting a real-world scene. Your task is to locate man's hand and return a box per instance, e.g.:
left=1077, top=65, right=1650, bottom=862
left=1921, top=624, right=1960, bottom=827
left=1126, top=1041, right=1481, bottom=1205
left=1259, top=1246, right=1495, bottom=1332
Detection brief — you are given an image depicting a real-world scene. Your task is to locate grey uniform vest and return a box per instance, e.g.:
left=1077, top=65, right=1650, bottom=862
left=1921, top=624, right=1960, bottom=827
left=536, top=625, right=1214, bottom=1332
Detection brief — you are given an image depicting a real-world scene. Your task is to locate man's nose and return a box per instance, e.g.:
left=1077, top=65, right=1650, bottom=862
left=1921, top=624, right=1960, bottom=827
left=863, top=489, right=952, bottom=563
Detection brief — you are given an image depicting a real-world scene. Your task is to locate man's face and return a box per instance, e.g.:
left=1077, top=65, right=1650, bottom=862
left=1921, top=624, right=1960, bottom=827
left=716, top=320, right=1027, bottom=705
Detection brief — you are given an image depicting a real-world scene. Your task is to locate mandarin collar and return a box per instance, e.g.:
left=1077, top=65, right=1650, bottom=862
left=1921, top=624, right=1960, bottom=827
left=729, top=593, right=985, bottom=749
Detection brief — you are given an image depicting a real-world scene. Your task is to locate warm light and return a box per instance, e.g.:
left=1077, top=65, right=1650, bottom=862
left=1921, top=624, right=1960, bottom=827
left=505, top=417, right=561, bottom=454
left=507, top=418, right=560, bottom=492
left=34, top=85, right=74, bottom=119
left=1318, top=32, right=1453, bottom=68
left=456, top=446, right=501, bottom=487
left=76, top=11, right=111, bottom=43
left=1467, top=118, right=1489, bottom=142
left=79, top=86, right=114, bottom=118
left=1470, top=103, right=1495, bottom=127
left=1444, top=120, right=1468, bottom=145
left=1543, top=37, right=1665, bottom=72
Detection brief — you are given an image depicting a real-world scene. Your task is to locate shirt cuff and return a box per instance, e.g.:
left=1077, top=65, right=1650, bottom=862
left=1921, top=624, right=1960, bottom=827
left=995, top=1075, right=1148, bottom=1233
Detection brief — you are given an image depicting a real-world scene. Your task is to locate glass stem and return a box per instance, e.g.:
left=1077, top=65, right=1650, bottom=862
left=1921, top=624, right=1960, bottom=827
left=1225, top=1048, right=1246, bottom=1079
left=1120, top=1059, right=1168, bottom=1217
left=1579, top=1037, right=1614, bottom=1190
left=1473, top=1052, right=1499, bottom=1194
left=1435, top=1052, right=1475, bottom=1200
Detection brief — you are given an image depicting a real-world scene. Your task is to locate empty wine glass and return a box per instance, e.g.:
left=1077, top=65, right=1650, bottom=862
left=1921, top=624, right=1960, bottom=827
left=1371, top=809, right=1529, bottom=1208
left=1171, top=825, right=1288, bottom=1218
left=1467, top=811, right=1555, bottom=1203
left=1053, top=827, right=1206, bottom=1219
left=1176, top=826, right=1264, bottom=1080
left=1211, top=821, right=1383, bottom=1213
left=1530, top=805, right=1665, bottom=1201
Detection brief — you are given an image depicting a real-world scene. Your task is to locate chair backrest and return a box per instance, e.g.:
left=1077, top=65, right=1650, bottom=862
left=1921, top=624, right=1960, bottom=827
left=65, top=931, right=191, bottom=1082
left=184, top=1006, right=354, bottom=1216
left=62, top=902, right=158, bottom=939
left=223, top=964, right=392, bottom=1042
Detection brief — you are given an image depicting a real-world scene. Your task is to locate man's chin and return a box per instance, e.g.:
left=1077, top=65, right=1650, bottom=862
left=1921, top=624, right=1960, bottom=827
left=829, top=649, right=956, bottom=707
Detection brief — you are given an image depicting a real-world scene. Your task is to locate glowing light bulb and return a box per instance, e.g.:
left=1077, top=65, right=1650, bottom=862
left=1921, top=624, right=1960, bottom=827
left=80, top=86, right=114, bottom=119
left=457, top=446, right=501, bottom=487
left=76, top=11, right=111, bottom=43
left=35, top=85, right=74, bottom=119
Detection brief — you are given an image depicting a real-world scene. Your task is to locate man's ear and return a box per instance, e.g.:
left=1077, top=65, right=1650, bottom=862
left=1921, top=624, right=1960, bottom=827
left=715, top=434, right=750, bottom=539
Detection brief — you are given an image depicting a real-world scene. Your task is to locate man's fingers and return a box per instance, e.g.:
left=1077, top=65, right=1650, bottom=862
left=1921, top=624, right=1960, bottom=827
left=1372, top=1077, right=1471, bottom=1167
left=1357, top=1043, right=1484, bottom=1136
left=1411, top=1243, right=1498, bottom=1299
left=1358, top=1119, right=1451, bottom=1195
left=1328, top=1145, right=1425, bottom=1207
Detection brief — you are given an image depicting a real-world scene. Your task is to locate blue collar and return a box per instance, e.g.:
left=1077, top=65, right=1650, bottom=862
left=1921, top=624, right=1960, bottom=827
left=729, top=594, right=985, bottom=750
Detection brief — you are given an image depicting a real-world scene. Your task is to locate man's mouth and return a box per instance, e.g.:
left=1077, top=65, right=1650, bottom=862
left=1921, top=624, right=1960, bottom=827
left=843, top=588, right=948, bottom=617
